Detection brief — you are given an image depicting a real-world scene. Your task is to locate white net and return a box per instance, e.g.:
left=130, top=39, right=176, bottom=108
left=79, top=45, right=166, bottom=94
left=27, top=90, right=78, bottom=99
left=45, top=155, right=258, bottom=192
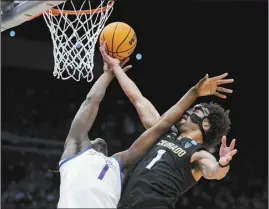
left=43, top=0, right=114, bottom=82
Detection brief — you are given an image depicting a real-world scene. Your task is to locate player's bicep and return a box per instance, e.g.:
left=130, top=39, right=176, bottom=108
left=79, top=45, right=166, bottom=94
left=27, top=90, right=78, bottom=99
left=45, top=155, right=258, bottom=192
left=193, top=151, right=218, bottom=179
left=61, top=137, right=79, bottom=161
left=197, top=158, right=218, bottom=179
left=134, top=97, right=161, bottom=129
left=68, top=98, right=99, bottom=138
left=62, top=98, right=99, bottom=161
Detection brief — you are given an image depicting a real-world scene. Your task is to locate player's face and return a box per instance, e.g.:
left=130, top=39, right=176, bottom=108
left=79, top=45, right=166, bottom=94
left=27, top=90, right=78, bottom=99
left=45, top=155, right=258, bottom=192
left=177, top=108, right=210, bottom=133
left=178, top=108, right=202, bottom=124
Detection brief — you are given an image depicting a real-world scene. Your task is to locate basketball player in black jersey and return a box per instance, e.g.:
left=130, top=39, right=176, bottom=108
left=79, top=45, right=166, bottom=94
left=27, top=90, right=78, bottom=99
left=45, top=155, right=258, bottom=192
left=100, top=46, right=237, bottom=209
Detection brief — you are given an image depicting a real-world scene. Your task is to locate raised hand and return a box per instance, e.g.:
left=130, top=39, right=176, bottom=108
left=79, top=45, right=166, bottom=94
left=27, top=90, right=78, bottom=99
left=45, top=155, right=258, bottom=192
left=196, top=73, right=234, bottom=99
left=218, top=136, right=237, bottom=166
left=103, top=57, right=132, bottom=73
left=100, top=42, right=132, bottom=72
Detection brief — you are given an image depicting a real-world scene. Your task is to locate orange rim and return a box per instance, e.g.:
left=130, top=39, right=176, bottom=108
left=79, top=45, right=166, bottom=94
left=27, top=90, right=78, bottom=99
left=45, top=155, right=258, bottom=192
left=29, top=0, right=114, bottom=20
left=49, top=0, right=114, bottom=16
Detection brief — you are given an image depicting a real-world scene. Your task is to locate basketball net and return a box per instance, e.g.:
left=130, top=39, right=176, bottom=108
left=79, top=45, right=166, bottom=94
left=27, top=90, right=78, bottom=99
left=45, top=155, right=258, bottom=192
left=43, top=0, right=114, bottom=82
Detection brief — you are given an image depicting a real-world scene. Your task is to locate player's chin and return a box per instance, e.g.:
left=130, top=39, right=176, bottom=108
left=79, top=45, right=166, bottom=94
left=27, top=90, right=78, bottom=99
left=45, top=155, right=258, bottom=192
left=176, top=120, right=188, bottom=132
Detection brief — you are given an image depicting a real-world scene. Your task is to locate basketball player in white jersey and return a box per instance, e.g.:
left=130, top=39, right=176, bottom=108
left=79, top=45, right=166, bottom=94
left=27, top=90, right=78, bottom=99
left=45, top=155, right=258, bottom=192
left=58, top=43, right=233, bottom=208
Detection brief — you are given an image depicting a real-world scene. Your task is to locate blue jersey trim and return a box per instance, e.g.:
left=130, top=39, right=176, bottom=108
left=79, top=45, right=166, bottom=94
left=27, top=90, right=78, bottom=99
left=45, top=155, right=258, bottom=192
left=112, top=155, right=123, bottom=185
left=59, top=146, right=92, bottom=168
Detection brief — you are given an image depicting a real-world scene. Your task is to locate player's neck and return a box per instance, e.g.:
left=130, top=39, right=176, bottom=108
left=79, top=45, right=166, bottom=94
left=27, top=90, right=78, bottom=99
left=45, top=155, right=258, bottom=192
left=177, top=132, right=203, bottom=144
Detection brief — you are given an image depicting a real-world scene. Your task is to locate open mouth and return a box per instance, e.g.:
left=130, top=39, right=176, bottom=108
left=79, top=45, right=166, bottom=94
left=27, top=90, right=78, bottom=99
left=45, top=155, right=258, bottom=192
left=178, top=114, right=188, bottom=124
left=182, top=114, right=188, bottom=120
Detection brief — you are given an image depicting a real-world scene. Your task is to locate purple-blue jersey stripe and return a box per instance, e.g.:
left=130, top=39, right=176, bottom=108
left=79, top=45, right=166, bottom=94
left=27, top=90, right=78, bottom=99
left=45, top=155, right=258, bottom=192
left=98, top=164, right=109, bottom=180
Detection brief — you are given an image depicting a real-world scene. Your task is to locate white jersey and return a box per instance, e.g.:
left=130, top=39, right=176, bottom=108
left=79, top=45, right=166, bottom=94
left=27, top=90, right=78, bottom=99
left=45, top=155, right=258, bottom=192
left=57, top=147, right=122, bottom=208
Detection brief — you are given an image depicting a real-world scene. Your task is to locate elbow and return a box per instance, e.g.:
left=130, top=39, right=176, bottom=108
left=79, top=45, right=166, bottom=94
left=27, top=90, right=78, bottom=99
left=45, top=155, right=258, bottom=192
left=218, top=169, right=229, bottom=180
left=215, top=167, right=229, bottom=180
left=216, top=173, right=227, bottom=180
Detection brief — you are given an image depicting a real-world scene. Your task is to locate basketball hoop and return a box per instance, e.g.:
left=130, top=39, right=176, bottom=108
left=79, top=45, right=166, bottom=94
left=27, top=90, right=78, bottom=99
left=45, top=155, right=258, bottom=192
left=42, top=0, right=114, bottom=82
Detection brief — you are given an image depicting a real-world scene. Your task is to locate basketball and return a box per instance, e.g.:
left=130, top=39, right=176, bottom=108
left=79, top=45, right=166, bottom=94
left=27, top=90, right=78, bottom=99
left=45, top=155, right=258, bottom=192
left=99, top=22, right=137, bottom=60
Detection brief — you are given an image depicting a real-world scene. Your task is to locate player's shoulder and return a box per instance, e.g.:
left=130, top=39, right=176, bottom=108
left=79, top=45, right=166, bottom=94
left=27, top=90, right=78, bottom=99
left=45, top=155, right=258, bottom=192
left=103, top=154, right=123, bottom=174
left=161, top=126, right=178, bottom=139
left=111, top=152, right=125, bottom=167
left=191, top=149, right=214, bottom=162
left=59, top=145, right=93, bottom=168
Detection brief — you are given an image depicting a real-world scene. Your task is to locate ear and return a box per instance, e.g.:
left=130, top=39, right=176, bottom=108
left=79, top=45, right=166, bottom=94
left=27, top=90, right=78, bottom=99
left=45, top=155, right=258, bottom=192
left=202, top=118, right=211, bottom=132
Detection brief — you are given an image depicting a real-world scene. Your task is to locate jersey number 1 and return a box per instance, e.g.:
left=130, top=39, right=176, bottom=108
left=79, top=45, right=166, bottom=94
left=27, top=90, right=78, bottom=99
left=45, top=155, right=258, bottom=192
left=146, top=149, right=166, bottom=169
left=98, top=164, right=109, bottom=180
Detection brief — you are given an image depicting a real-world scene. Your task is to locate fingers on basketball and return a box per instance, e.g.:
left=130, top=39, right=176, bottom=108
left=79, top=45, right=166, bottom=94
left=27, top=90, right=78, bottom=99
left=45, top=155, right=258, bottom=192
left=120, top=57, right=130, bottom=67
left=99, top=22, right=137, bottom=60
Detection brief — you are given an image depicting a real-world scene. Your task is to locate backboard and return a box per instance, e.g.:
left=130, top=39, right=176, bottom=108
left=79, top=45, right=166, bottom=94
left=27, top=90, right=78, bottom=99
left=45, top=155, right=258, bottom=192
left=1, top=0, right=114, bottom=82
left=1, top=0, right=66, bottom=32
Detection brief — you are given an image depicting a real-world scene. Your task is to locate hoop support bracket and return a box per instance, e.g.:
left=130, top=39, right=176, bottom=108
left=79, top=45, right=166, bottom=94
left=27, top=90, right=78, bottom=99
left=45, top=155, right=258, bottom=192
left=1, top=1, right=65, bottom=32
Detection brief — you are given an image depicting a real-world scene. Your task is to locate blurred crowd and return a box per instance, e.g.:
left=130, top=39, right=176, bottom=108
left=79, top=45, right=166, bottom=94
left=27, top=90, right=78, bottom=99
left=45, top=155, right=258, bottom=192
left=2, top=147, right=267, bottom=209
left=2, top=69, right=268, bottom=209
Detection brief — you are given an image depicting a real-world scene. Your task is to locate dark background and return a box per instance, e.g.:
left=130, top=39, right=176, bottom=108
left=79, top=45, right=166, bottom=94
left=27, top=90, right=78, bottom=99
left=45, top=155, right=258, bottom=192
left=1, top=0, right=268, bottom=209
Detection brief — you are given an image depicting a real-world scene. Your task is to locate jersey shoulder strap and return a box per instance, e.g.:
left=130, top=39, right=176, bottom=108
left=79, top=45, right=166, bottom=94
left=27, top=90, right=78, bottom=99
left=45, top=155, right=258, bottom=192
left=181, top=138, right=205, bottom=157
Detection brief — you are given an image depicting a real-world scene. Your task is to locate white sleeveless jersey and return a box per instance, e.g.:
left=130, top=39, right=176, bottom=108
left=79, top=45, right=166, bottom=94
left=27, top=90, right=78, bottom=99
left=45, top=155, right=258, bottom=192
left=57, top=147, right=122, bottom=208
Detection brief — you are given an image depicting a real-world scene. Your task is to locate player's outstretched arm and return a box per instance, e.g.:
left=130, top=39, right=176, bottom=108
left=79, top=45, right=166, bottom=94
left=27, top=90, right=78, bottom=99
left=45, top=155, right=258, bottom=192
left=61, top=71, right=114, bottom=161
left=99, top=43, right=160, bottom=129
left=111, top=66, right=160, bottom=129
left=192, top=136, right=237, bottom=180
left=61, top=55, right=132, bottom=161
left=115, top=85, right=199, bottom=168
left=115, top=73, right=234, bottom=169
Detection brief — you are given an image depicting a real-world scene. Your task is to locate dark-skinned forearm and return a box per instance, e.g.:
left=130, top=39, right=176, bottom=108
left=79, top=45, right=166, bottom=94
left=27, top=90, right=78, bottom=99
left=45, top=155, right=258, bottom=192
left=200, top=159, right=230, bottom=180
left=86, top=72, right=114, bottom=102
left=160, top=86, right=198, bottom=128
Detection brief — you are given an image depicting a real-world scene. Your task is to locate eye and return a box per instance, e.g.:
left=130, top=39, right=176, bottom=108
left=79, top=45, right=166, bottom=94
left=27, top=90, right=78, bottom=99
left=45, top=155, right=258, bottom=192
left=194, top=109, right=204, bottom=117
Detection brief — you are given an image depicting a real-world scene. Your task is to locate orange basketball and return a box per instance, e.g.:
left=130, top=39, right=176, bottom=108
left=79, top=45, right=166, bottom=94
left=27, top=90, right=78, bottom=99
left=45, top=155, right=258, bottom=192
left=99, top=22, right=137, bottom=60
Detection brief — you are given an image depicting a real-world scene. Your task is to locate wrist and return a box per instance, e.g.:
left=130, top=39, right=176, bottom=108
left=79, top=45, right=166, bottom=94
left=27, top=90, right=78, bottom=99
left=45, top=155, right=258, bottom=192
left=103, top=71, right=114, bottom=79
left=190, top=86, right=199, bottom=98
left=111, top=63, right=121, bottom=72
left=218, top=161, right=230, bottom=168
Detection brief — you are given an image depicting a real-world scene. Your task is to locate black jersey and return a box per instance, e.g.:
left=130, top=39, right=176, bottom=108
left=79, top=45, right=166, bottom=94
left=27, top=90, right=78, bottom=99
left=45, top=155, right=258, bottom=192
left=118, top=131, right=204, bottom=209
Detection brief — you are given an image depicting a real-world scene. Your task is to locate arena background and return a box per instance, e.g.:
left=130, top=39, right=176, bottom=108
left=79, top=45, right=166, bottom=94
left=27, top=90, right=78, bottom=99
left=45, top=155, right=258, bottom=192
left=1, top=0, right=268, bottom=209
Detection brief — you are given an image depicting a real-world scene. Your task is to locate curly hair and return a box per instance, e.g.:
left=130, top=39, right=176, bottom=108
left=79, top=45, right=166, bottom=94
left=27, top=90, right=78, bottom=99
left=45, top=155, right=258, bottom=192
left=201, top=102, right=231, bottom=149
